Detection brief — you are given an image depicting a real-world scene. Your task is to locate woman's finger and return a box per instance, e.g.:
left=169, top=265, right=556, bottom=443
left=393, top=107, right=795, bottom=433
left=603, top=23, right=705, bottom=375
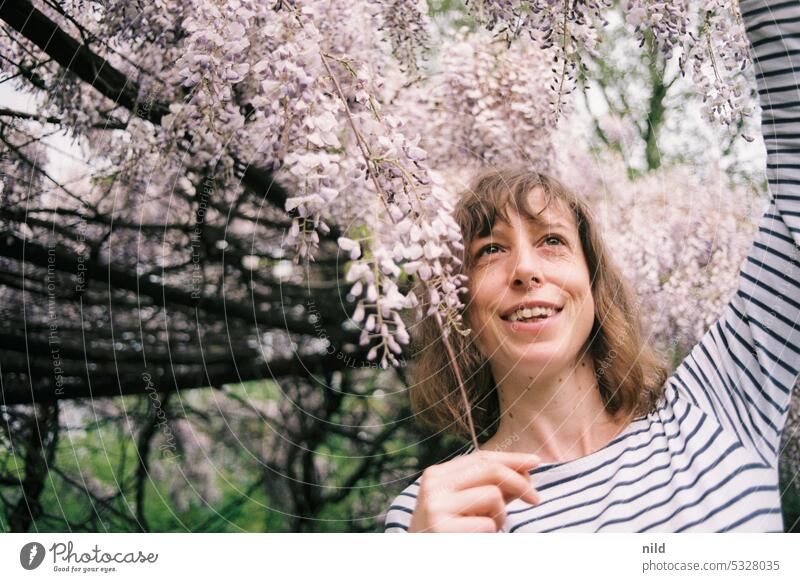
left=428, top=459, right=539, bottom=505
left=441, top=485, right=508, bottom=531
left=468, top=450, right=541, bottom=473
left=424, top=515, right=499, bottom=533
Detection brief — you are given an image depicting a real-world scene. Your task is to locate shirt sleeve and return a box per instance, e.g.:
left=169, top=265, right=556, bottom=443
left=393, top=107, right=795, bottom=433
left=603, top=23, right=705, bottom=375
left=666, top=0, right=800, bottom=467
left=383, top=480, right=419, bottom=532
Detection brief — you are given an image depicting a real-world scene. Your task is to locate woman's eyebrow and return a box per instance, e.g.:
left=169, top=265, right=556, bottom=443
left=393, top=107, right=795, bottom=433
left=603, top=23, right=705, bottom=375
left=473, top=215, right=572, bottom=241
left=524, top=216, right=571, bottom=231
left=498, top=216, right=572, bottom=232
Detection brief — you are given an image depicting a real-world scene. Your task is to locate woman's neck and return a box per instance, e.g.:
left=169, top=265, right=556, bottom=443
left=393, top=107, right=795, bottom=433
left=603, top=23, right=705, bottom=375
left=482, top=353, right=630, bottom=463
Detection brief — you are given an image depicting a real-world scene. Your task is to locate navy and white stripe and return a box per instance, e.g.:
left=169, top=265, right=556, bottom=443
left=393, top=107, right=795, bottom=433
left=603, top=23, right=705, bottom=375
left=385, top=0, right=800, bottom=533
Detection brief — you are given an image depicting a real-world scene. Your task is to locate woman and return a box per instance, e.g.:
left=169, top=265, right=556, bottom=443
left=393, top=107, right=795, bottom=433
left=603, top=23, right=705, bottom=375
left=385, top=0, right=800, bottom=533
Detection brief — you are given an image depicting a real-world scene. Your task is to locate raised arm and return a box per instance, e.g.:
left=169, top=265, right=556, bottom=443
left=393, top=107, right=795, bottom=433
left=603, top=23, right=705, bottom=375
left=667, top=0, right=800, bottom=466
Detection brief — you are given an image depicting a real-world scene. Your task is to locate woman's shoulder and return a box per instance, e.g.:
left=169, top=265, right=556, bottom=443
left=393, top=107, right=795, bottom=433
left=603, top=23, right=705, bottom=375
left=383, top=478, right=422, bottom=532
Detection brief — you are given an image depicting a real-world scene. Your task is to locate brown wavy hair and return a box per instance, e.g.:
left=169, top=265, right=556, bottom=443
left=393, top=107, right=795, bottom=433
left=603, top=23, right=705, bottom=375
left=409, top=168, right=667, bottom=442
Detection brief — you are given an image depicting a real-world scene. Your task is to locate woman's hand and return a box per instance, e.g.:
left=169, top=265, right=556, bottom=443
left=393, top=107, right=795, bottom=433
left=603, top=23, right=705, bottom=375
left=408, top=450, right=541, bottom=533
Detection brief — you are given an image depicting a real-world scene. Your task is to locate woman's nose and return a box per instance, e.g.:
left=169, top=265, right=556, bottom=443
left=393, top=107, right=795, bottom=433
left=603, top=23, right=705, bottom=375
left=510, top=246, right=544, bottom=289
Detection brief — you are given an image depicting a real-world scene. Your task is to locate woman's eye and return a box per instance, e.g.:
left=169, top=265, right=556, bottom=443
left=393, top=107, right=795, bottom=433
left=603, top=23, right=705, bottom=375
left=544, top=235, right=564, bottom=246
left=478, top=243, right=502, bottom=257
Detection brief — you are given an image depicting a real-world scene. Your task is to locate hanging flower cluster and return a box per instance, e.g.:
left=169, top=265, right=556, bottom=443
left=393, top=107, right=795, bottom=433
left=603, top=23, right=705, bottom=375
left=397, top=28, right=561, bottom=172
left=170, top=0, right=253, bottom=166
left=679, top=1, right=753, bottom=131
left=466, top=0, right=611, bottom=117
left=163, top=1, right=469, bottom=367
left=624, top=0, right=753, bottom=130
left=467, top=1, right=753, bottom=130
left=368, top=0, right=431, bottom=75
left=326, top=61, right=470, bottom=368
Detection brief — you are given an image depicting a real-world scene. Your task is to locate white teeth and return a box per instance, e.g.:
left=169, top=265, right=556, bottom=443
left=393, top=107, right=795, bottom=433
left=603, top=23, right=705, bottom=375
left=507, top=306, right=558, bottom=321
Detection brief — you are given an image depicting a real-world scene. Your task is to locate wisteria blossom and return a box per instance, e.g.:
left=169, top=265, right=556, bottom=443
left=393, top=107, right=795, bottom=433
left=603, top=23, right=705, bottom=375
left=396, top=28, right=561, bottom=172
left=0, top=0, right=760, bottom=374
left=466, top=0, right=753, bottom=130
left=556, top=147, right=761, bottom=363
left=623, top=0, right=754, bottom=130
left=368, top=0, right=431, bottom=75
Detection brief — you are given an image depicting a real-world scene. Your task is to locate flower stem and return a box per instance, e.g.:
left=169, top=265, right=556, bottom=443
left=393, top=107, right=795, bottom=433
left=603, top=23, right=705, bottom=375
left=434, top=309, right=479, bottom=451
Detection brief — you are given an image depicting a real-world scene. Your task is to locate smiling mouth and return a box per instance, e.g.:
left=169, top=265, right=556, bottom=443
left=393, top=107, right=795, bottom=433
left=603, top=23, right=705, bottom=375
left=500, top=306, right=563, bottom=322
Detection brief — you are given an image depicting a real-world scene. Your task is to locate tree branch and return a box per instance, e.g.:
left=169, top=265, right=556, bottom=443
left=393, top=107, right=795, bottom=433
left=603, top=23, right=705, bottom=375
left=0, top=0, right=293, bottom=210
left=0, top=233, right=335, bottom=338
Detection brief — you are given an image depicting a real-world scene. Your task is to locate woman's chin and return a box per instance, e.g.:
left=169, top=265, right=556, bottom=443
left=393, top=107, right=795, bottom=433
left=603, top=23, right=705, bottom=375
left=502, top=348, right=566, bottom=375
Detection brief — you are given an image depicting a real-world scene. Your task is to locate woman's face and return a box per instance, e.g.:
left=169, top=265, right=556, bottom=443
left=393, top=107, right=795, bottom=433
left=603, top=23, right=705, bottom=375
left=465, top=188, right=595, bottom=379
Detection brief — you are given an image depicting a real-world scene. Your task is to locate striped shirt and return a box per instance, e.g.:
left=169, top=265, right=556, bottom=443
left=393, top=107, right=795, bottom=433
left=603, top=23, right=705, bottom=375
left=385, top=0, right=800, bottom=533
